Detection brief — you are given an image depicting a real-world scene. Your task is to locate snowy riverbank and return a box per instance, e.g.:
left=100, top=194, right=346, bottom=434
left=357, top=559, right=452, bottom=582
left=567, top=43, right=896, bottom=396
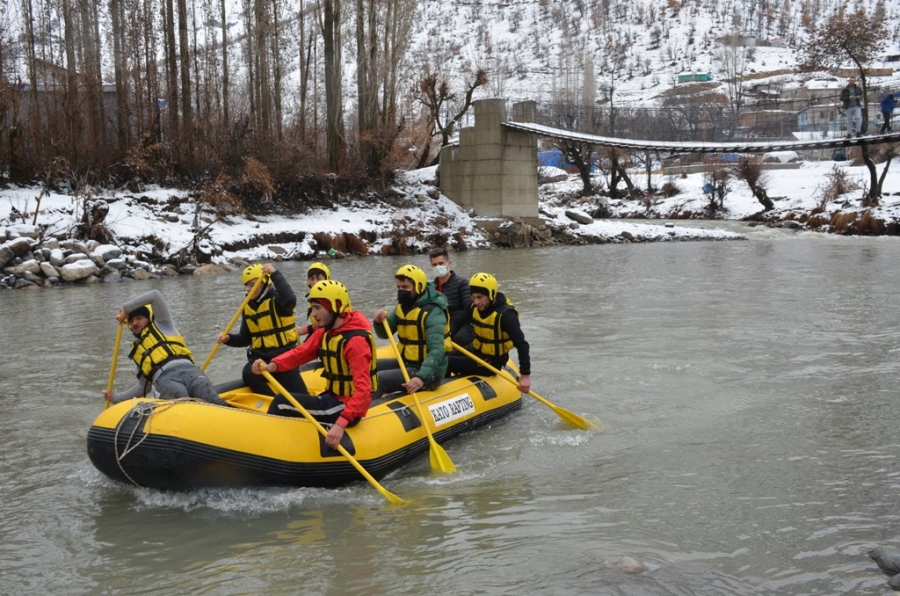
left=2, top=157, right=899, bottom=289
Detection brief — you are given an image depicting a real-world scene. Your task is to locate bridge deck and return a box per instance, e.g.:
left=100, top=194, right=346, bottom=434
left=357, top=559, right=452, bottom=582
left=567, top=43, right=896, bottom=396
left=502, top=121, right=900, bottom=153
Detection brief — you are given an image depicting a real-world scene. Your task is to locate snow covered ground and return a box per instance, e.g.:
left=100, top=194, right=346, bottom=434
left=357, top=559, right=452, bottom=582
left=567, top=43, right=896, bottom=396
left=2, top=155, right=900, bottom=269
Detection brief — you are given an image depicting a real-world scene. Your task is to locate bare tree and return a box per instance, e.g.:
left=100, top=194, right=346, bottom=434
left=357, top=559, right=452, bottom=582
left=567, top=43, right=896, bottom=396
left=412, top=68, right=488, bottom=168
left=221, top=0, right=230, bottom=127
left=797, top=6, right=888, bottom=205
left=297, top=1, right=315, bottom=144
left=714, top=40, right=748, bottom=138
left=321, top=0, right=344, bottom=171
left=177, top=0, right=194, bottom=156
left=730, top=156, right=775, bottom=211
left=164, top=0, right=180, bottom=136
left=110, top=0, right=130, bottom=152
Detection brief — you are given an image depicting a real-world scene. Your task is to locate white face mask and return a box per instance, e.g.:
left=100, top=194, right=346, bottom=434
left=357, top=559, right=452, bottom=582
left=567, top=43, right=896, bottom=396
left=432, top=265, right=449, bottom=278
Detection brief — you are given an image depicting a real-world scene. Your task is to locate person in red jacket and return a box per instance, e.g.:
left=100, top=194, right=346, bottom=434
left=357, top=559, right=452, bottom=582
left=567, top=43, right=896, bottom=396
left=252, top=280, right=377, bottom=448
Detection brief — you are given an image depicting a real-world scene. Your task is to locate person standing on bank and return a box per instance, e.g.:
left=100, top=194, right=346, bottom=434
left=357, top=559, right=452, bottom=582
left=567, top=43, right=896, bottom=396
left=880, top=92, right=899, bottom=133
left=103, top=289, right=228, bottom=406
left=429, top=247, right=474, bottom=346
left=841, top=76, right=865, bottom=138
left=373, top=264, right=449, bottom=394
left=216, top=263, right=307, bottom=396
left=253, top=280, right=376, bottom=449
left=446, top=273, right=531, bottom=394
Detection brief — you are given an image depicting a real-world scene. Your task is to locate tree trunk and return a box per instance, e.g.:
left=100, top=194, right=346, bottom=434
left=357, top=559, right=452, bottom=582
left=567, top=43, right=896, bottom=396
left=323, top=0, right=344, bottom=171
left=62, top=0, right=80, bottom=158
left=271, top=0, right=283, bottom=141
left=241, top=0, right=258, bottom=133
left=110, top=0, right=130, bottom=152
left=298, top=5, right=311, bottom=143
left=177, top=0, right=194, bottom=156
left=255, top=0, right=271, bottom=141
left=21, top=0, right=41, bottom=133
left=165, top=0, right=179, bottom=136
left=78, top=0, right=106, bottom=159
left=861, top=144, right=880, bottom=206
left=221, top=0, right=229, bottom=127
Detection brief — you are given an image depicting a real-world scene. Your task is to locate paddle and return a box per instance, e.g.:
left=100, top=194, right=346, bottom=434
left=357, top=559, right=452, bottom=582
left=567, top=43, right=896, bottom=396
left=382, top=320, right=456, bottom=474
left=451, top=341, right=596, bottom=430
left=105, top=320, right=125, bottom=409
left=201, top=274, right=266, bottom=371
left=260, top=370, right=407, bottom=505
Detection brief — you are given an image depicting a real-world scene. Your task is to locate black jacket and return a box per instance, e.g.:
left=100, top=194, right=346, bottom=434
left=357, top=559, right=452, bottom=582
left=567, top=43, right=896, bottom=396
left=227, top=270, right=298, bottom=359
left=435, top=271, right=473, bottom=335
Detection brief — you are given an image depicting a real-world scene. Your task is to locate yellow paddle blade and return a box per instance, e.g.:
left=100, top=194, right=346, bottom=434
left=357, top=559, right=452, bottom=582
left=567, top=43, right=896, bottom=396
left=450, top=341, right=597, bottom=431
left=383, top=320, right=457, bottom=474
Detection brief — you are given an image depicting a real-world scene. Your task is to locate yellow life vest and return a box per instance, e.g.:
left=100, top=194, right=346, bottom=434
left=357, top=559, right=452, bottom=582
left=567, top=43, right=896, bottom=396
left=128, top=322, right=194, bottom=378
left=471, top=300, right=517, bottom=357
left=243, top=292, right=298, bottom=350
left=394, top=303, right=450, bottom=365
left=319, top=329, right=378, bottom=397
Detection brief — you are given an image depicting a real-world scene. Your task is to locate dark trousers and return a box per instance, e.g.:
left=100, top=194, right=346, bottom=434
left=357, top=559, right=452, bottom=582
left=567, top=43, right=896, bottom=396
left=446, top=350, right=509, bottom=378
left=882, top=113, right=893, bottom=133
left=267, top=391, right=351, bottom=425
left=242, top=360, right=308, bottom=396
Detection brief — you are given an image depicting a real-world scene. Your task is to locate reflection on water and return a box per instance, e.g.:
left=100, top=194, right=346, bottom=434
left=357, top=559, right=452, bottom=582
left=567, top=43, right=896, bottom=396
left=2, top=227, right=900, bottom=594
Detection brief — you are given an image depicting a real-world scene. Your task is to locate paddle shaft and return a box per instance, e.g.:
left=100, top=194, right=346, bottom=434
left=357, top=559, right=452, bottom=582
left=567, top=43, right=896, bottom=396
left=200, top=274, right=266, bottom=371
left=259, top=370, right=407, bottom=505
left=105, top=320, right=125, bottom=409
left=450, top=341, right=595, bottom=430
left=381, top=320, right=456, bottom=473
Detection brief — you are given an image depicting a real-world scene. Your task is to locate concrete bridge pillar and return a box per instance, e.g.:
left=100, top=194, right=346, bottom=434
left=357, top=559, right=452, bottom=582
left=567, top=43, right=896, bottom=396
left=439, top=99, right=538, bottom=218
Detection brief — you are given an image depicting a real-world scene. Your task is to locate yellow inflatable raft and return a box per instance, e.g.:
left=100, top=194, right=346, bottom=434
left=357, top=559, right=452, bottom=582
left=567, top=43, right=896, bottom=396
left=86, top=363, right=522, bottom=491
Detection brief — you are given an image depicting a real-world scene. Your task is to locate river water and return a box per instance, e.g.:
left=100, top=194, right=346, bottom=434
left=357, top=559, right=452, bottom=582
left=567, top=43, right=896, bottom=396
left=3, top=223, right=900, bottom=595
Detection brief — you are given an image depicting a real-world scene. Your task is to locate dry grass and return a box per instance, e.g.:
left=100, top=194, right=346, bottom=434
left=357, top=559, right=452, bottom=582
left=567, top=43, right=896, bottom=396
left=241, top=157, right=275, bottom=204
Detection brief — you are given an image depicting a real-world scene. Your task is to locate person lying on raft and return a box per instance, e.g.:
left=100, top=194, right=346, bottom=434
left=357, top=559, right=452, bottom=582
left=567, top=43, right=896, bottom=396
left=252, top=280, right=376, bottom=449
left=103, top=289, right=228, bottom=406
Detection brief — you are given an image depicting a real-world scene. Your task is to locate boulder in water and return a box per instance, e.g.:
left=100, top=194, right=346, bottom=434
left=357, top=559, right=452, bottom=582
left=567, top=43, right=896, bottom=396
left=869, top=546, right=900, bottom=576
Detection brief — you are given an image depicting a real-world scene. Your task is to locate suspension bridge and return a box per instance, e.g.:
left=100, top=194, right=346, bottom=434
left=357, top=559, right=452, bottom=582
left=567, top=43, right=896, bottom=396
left=439, top=98, right=900, bottom=219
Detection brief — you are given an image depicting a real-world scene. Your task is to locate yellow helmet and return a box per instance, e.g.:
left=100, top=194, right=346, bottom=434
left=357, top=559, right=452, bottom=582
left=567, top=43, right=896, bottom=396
left=469, top=272, right=498, bottom=302
left=307, top=261, right=331, bottom=280
left=241, top=264, right=267, bottom=285
left=309, top=280, right=351, bottom=314
left=395, top=264, right=428, bottom=294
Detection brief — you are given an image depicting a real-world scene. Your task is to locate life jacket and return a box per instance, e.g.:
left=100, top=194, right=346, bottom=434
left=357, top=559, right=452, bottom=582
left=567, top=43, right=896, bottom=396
left=394, top=302, right=451, bottom=365
left=471, top=299, right=518, bottom=357
left=318, top=329, right=378, bottom=397
left=128, top=316, right=194, bottom=379
left=243, top=289, right=298, bottom=350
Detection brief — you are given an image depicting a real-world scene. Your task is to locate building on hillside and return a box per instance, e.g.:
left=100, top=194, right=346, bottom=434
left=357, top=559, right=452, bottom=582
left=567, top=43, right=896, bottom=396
left=780, top=79, right=843, bottom=110
left=736, top=109, right=795, bottom=138
left=677, top=72, right=712, bottom=84
left=796, top=104, right=842, bottom=135
left=745, top=83, right=781, bottom=104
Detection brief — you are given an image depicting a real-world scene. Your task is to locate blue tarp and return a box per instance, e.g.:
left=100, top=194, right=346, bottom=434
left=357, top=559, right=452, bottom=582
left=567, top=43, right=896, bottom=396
left=537, top=149, right=596, bottom=172
left=537, top=150, right=566, bottom=168
left=704, top=152, right=740, bottom=163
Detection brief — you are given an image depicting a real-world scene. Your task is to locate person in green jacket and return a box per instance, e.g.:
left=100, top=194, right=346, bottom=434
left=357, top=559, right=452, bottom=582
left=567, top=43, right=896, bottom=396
left=373, top=264, right=449, bottom=394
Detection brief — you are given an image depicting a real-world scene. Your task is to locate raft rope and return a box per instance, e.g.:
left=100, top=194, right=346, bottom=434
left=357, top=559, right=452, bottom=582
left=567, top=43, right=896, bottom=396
left=107, top=378, right=494, bottom=487
left=112, top=398, right=193, bottom=487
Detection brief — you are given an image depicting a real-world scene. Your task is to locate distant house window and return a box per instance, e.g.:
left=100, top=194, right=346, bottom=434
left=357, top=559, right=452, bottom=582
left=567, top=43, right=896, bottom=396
left=820, top=111, right=825, bottom=118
